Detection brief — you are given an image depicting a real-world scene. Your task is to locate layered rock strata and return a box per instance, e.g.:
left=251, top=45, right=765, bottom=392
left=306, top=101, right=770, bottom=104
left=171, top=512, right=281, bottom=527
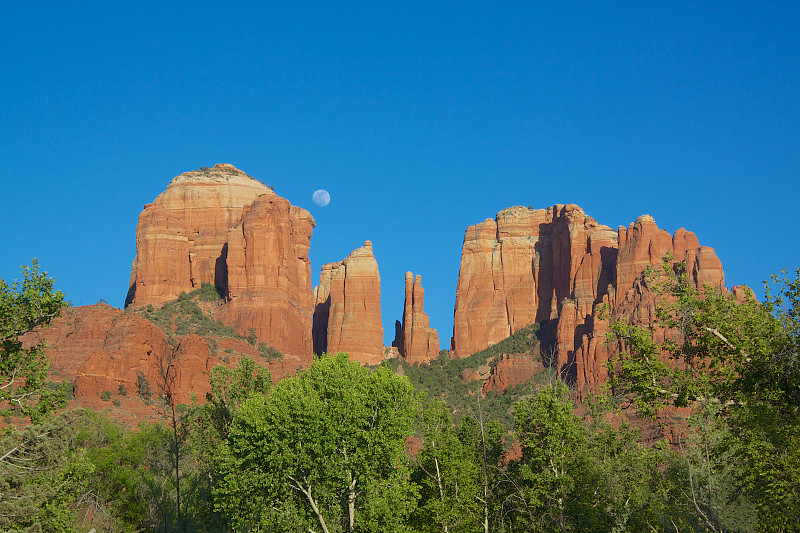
left=451, top=205, right=725, bottom=392
left=312, top=241, right=383, bottom=365
left=125, top=164, right=315, bottom=357
left=393, top=272, right=440, bottom=364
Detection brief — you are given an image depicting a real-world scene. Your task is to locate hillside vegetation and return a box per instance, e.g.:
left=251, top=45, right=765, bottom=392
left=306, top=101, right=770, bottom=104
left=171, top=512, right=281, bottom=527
left=2, top=262, right=798, bottom=532
left=392, top=322, right=556, bottom=429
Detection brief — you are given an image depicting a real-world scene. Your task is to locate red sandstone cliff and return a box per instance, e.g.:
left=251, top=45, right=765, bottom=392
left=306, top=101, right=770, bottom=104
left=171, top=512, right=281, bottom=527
left=125, top=164, right=315, bottom=357
left=452, top=205, right=726, bottom=393
left=312, top=241, right=383, bottom=365
left=452, top=205, right=618, bottom=357
left=24, top=303, right=305, bottom=424
left=393, top=272, right=440, bottom=364
left=221, top=195, right=315, bottom=357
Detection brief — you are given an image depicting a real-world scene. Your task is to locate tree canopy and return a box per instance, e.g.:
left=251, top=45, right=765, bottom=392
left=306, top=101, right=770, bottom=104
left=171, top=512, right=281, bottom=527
left=214, top=352, right=418, bottom=533
left=608, top=261, right=800, bottom=530
left=0, top=259, right=67, bottom=423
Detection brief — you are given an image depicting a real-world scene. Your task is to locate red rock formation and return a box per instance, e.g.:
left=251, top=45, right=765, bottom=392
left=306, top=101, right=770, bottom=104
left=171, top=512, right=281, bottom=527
left=24, top=303, right=306, bottom=424
left=312, top=262, right=336, bottom=355
left=393, top=272, right=440, bottom=364
left=452, top=205, right=618, bottom=358
left=125, top=164, right=315, bottom=358
left=221, top=195, right=315, bottom=357
left=452, top=205, right=727, bottom=394
left=126, top=164, right=276, bottom=306
left=572, top=216, right=724, bottom=392
left=312, top=241, right=383, bottom=365
left=482, top=353, right=544, bottom=395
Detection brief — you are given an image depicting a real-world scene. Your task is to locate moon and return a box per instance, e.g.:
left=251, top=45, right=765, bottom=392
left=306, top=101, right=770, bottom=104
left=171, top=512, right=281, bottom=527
left=312, top=189, right=330, bottom=207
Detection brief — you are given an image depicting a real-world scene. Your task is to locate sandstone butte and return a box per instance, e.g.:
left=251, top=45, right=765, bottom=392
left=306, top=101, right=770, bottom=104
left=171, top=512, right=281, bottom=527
left=451, top=204, right=728, bottom=393
left=22, top=303, right=305, bottom=425
left=312, top=241, right=384, bottom=365
left=392, top=272, right=440, bottom=364
left=124, top=163, right=315, bottom=357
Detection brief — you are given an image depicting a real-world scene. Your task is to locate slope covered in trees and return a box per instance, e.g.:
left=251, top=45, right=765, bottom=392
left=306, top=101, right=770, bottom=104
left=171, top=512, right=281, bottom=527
left=2, top=261, right=798, bottom=532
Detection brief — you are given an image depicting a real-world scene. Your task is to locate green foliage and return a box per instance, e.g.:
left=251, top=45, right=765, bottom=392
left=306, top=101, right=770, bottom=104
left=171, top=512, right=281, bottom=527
left=136, top=371, right=152, bottom=403
left=137, top=288, right=242, bottom=341
left=607, top=260, right=800, bottom=530
left=393, top=322, right=547, bottom=429
left=506, top=382, right=664, bottom=532
left=257, top=341, right=283, bottom=361
left=185, top=356, right=272, bottom=530
left=653, top=403, right=758, bottom=532
left=0, top=260, right=67, bottom=423
left=192, top=356, right=272, bottom=457
left=193, top=281, right=224, bottom=302
left=0, top=409, right=177, bottom=532
left=411, top=400, right=483, bottom=532
left=511, top=381, right=586, bottom=529
left=215, top=352, right=418, bottom=532
left=100, top=390, right=111, bottom=401
left=411, top=397, right=506, bottom=533
left=472, top=322, right=541, bottom=361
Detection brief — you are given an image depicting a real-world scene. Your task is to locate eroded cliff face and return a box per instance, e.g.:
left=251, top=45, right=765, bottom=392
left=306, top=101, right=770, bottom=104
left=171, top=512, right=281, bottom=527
left=393, top=272, right=440, bottom=364
left=571, top=216, right=724, bottom=392
left=126, top=164, right=276, bottom=306
left=221, top=196, right=315, bottom=357
left=312, top=241, right=383, bottom=365
left=452, top=204, right=618, bottom=357
left=125, top=164, right=315, bottom=357
left=23, top=304, right=306, bottom=422
left=452, top=205, right=725, bottom=393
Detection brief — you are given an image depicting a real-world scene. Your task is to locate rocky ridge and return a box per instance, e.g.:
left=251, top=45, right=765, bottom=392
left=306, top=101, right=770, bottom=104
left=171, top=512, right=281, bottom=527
left=25, top=302, right=304, bottom=425
left=26, top=165, right=740, bottom=426
left=451, top=204, right=726, bottom=393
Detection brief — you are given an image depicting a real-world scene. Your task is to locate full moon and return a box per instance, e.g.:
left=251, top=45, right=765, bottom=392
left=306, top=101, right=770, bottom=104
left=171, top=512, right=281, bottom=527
left=312, top=189, right=331, bottom=207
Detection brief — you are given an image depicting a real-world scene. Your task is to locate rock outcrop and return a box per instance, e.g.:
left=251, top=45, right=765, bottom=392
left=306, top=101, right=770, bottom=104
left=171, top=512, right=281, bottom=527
left=312, top=241, right=383, bottom=365
left=24, top=303, right=306, bottom=424
left=451, top=205, right=726, bottom=393
left=452, top=205, right=618, bottom=358
left=125, top=164, right=315, bottom=357
left=393, top=272, right=440, bottom=364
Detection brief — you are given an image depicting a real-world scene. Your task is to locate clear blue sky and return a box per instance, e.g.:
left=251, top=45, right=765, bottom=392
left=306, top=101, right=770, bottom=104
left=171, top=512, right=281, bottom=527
left=2, top=1, right=798, bottom=348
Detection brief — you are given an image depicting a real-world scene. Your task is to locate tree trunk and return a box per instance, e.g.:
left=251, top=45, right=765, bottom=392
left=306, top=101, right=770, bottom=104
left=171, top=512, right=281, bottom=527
left=290, top=476, right=331, bottom=533
left=348, top=470, right=357, bottom=533
left=433, top=456, right=449, bottom=533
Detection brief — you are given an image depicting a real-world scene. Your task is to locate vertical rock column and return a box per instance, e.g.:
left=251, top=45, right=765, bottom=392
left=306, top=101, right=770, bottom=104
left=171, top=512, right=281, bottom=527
left=394, top=272, right=440, bottom=364
left=223, top=195, right=316, bottom=358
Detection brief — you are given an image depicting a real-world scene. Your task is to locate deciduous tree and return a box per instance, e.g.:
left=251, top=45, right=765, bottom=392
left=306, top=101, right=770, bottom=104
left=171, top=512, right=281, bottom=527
left=214, top=352, right=418, bottom=532
left=0, top=259, right=67, bottom=423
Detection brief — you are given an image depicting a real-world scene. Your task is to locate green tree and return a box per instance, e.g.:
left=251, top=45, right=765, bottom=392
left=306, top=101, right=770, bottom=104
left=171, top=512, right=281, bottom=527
left=505, top=382, right=663, bottom=532
left=185, top=356, right=271, bottom=530
left=457, top=400, right=505, bottom=533
left=214, top=352, right=418, bottom=532
left=412, top=400, right=482, bottom=533
left=607, top=261, right=800, bottom=530
left=509, top=381, right=586, bottom=531
left=0, top=259, right=67, bottom=423
left=570, top=399, right=666, bottom=532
